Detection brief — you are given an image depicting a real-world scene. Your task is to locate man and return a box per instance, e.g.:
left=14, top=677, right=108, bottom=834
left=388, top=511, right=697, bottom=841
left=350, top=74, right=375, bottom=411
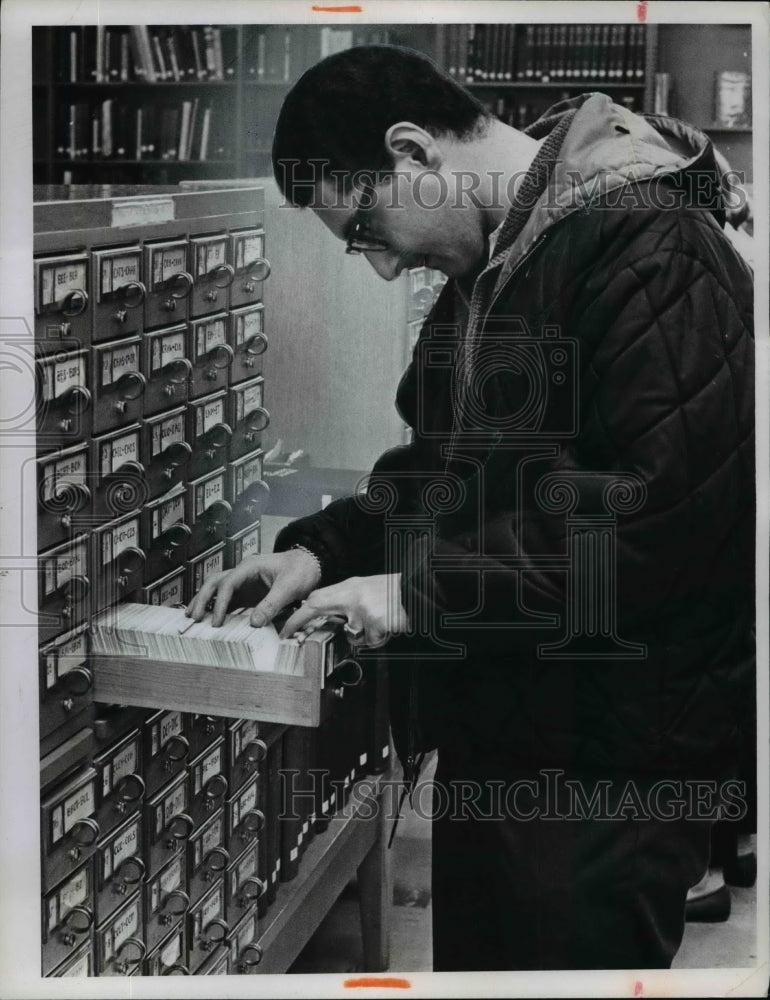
left=187, top=45, right=755, bottom=970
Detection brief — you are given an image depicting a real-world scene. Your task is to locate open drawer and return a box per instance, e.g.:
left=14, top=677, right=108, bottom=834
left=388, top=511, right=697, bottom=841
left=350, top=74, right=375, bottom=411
left=89, top=604, right=359, bottom=727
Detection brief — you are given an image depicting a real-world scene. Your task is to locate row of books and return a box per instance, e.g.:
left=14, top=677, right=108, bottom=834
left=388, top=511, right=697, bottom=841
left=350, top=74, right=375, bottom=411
left=51, top=24, right=397, bottom=86
left=445, top=23, right=647, bottom=85
left=54, top=26, right=237, bottom=84
left=56, top=99, right=231, bottom=162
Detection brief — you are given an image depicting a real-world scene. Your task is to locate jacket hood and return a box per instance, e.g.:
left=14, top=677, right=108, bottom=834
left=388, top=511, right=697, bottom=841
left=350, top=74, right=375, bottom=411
left=496, top=92, right=724, bottom=289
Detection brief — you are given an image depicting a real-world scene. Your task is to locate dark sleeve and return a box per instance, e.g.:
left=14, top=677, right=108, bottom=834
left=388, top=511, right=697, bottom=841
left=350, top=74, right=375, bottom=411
left=400, top=240, right=755, bottom=653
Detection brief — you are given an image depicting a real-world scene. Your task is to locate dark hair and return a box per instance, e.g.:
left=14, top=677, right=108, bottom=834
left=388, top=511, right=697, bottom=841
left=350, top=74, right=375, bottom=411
left=271, top=44, right=491, bottom=206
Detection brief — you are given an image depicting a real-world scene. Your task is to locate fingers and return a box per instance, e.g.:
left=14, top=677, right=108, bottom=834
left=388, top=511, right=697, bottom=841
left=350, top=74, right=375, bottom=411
left=250, top=595, right=284, bottom=629
left=186, top=572, right=225, bottom=623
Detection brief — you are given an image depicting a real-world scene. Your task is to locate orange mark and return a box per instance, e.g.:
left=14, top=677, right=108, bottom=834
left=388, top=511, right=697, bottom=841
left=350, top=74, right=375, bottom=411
left=344, top=977, right=411, bottom=989
left=634, top=982, right=644, bottom=997
left=637, top=1, right=648, bottom=21
left=312, top=5, right=364, bottom=10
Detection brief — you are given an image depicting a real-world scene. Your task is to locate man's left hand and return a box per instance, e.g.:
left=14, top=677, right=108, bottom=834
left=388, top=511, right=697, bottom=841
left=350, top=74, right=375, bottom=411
left=279, top=573, right=410, bottom=648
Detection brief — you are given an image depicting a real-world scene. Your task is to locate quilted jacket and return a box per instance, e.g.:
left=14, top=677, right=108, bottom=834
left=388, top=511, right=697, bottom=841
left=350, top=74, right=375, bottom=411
left=276, top=94, right=755, bottom=779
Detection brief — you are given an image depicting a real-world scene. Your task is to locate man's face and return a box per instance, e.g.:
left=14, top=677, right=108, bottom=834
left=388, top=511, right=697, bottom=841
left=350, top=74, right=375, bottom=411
left=311, top=167, right=487, bottom=280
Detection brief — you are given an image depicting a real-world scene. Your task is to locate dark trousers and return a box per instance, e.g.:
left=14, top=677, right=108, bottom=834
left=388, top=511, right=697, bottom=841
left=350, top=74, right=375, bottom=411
left=431, top=756, right=713, bottom=971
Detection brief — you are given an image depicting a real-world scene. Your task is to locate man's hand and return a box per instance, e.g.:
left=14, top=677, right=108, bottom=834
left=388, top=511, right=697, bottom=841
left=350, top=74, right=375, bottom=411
left=279, top=574, right=410, bottom=649
left=185, top=549, right=322, bottom=628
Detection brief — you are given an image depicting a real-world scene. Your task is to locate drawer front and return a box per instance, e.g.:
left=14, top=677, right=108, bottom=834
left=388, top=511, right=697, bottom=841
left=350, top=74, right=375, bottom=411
left=41, top=767, right=100, bottom=893
left=91, top=246, right=145, bottom=342
left=142, top=408, right=192, bottom=500
left=142, top=486, right=190, bottom=584
left=139, top=566, right=188, bottom=608
left=188, top=809, right=229, bottom=906
left=229, top=303, right=266, bottom=385
left=39, top=625, right=92, bottom=740
left=142, top=709, right=190, bottom=798
left=90, top=513, right=145, bottom=614
left=91, top=337, right=145, bottom=435
left=229, top=229, right=270, bottom=309
left=225, top=773, right=263, bottom=855
left=144, top=239, right=193, bottom=330
left=142, top=323, right=191, bottom=416
left=226, top=903, right=261, bottom=975
left=188, top=469, right=230, bottom=557
left=189, top=313, right=232, bottom=399
left=225, top=841, right=264, bottom=928
left=187, top=738, right=229, bottom=829
left=95, top=890, right=145, bottom=976
left=42, top=861, right=95, bottom=976
left=144, top=924, right=188, bottom=977
left=93, top=730, right=144, bottom=841
left=49, top=939, right=93, bottom=977
left=229, top=377, right=269, bottom=460
left=90, top=425, right=145, bottom=523
left=190, top=234, right=232, bottom=318
left=186, top=391, right=230, bottom=480
left=187, top=543, right=225, bottom=601
left=227, top=450, right=268, bottom=534
left=34, top=252, right=91, bottom=352
left=37, top=444, right=91, bottom=550
left=187, top=713, right=226, bottom=761
left=36, top=349, right=91, bottom=456
left=143, top=771, right=193, bottom=880
left=143, top=850, right=190, bottom=954
left=187, top=878, right=228, bottom=973
left=226, top=719, right=266, bottom=796
left=94, top=812, right=145, bottom=926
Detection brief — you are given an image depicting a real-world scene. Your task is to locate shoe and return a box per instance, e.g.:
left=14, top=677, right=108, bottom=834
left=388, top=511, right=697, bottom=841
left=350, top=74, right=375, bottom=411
left=723, top=851, right=757, bottom=888
left=685, top=883, right=731, bottom=923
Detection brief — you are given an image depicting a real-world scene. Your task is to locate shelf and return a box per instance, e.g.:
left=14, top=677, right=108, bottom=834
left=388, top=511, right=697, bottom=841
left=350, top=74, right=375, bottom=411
left=465, top=80, right=645, bottom=90
left=50, top=80, right=238, bottom=88
left=255, top=771, right=391, bottom=973
left=53, top=159, right=236, bottom=166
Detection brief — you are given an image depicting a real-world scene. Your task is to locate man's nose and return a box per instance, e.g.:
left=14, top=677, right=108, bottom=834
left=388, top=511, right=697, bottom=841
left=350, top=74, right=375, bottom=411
left=364, top=251, right=401, bottom=281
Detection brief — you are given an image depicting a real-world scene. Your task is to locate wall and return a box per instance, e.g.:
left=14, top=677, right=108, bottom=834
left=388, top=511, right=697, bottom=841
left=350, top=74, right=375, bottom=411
left=260, top=178, right=410, bottom=471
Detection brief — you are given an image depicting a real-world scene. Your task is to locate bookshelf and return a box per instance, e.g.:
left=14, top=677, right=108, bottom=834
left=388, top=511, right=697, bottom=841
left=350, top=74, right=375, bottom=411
left=33, top=23, right=660, bottom=185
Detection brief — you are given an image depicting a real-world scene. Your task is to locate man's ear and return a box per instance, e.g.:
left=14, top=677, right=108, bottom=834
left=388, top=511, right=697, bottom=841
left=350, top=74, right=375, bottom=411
left=384, top=122, right=443, bottom=170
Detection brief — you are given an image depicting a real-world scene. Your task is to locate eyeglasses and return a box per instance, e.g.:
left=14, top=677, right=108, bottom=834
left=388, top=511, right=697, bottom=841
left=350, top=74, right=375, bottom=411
left=345, top=182, right=389, bottom=255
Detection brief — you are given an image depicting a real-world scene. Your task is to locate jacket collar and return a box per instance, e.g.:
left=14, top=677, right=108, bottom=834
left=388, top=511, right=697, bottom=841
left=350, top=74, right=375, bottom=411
left=494, top=92, right=722, bottom=292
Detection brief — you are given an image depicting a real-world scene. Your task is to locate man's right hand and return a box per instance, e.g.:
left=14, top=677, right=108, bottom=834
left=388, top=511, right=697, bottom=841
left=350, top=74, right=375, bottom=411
left=185, top=549, right=322, bottom=628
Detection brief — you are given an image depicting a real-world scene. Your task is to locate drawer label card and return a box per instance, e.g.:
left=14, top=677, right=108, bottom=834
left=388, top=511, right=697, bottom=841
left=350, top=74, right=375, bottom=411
left=102, top=518, right=139, bottom=567
left=111, top=898, right=140, bottom=953
left=101, top=254, right=140, bottom=297
left=51, top=356, right=85, bottom=400
left=237, top=526, right=261, bottom=562
left=61, top=951, right=92, bottom=977
left=153, top=246, right=187, bottom=287
left=150, top=572, right=185, bottom=607
left=235, top=780, right=257, bottom=826
left=236, top=234, right=264, bottom=270
left=160, top=855, right=183, bottom=895
left=199, top=886, right=223, bottom=932
left=101, top=342, right=138, bottom=387
left=112, top=740, right=138, bottom=785
left=59, top=866, right=89, bottom=917
left=236, top=720, right=258, bottom=757
left=152, top=493, right=185, bottom=539
left=152, top=331, right=187, bottom=372
left=196, top=239, right=227, bottom=277
left=44, top=544, right=86, bottom=596
left=202, top=814, right=223, bottom=857
left=237, top=912, right=257, bottom=953
left=241, top=456, right=263, bottom=491
left=64, top=782, right=95, bottom=833
left=160, top=711, right=183, bottom=748
left=112, top=817, right=140, bottom=869
left=100, top=431, right=139, bottom=477
left=235, top=308, right=263, bottom=345
left=163, top=783, right=186, bottom=828
left=40, top=260, right=87, bottom=309
left=160, top=931, right=182, bottom=969
left=242, top=383, right=263, bottom=417
left=195, top=318, right=227, bottom=358
left=199, top=745, right=223, bottom=791
left=151, top=412, right=185, bottom=457
left=42, top=451, right=87, bottom=503
left=195, top=475, right=224, bottom=517
left=235, top=846, right=257, bottom=885
left=197, top=397, right=224, bottom=437
left=204, top=549, right=223, bottom=578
